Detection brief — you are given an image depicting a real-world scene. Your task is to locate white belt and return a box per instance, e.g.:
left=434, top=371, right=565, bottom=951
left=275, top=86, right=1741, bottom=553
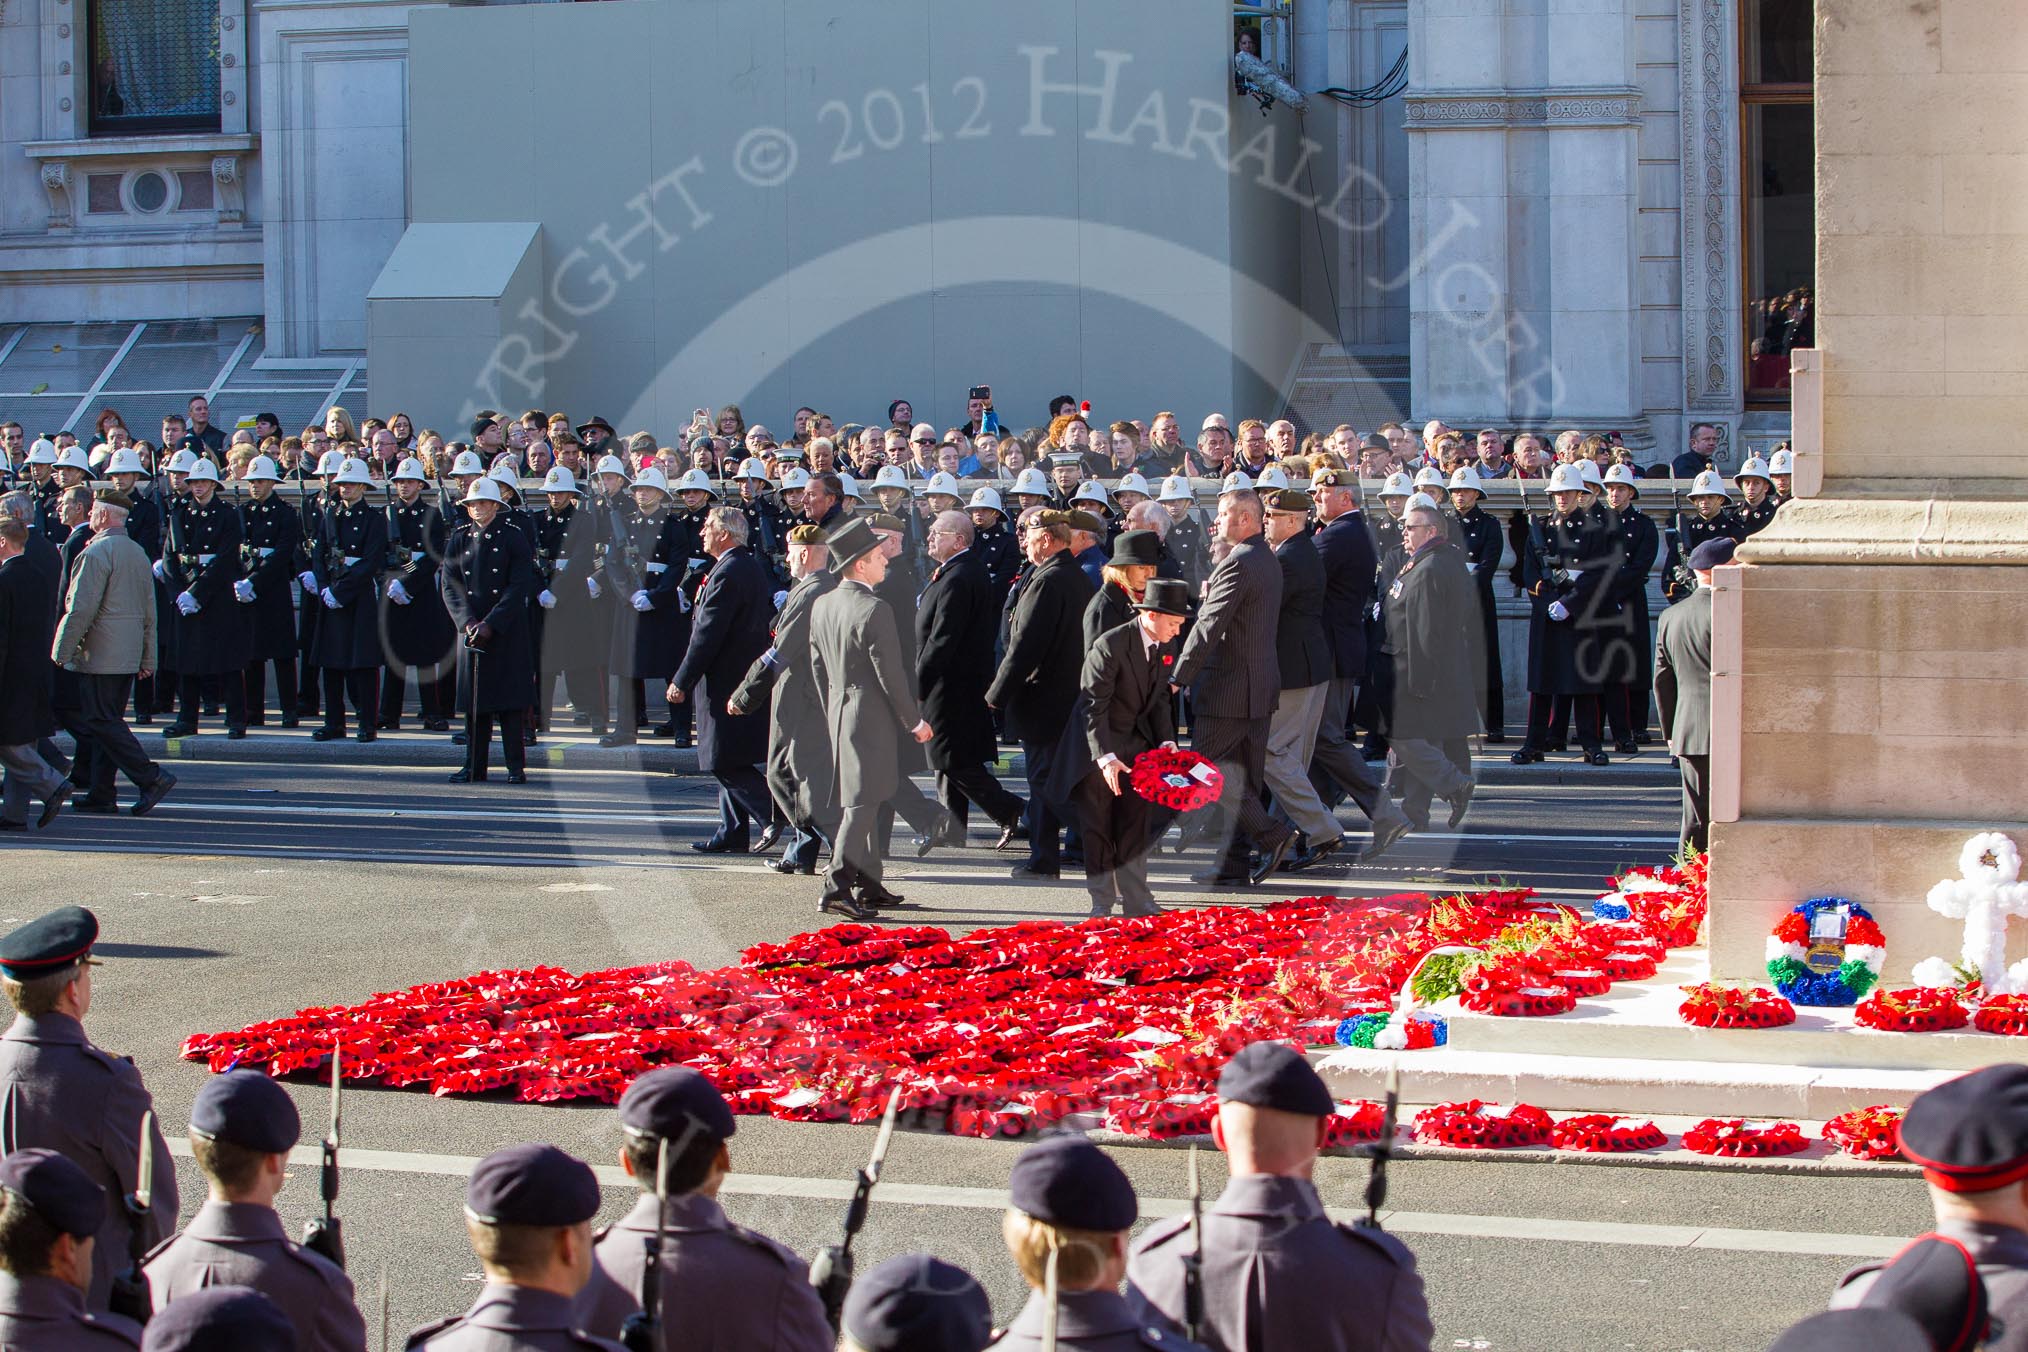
left=196, top=553, right=216, bottom=565
left=410, top=549, right=426, bottom=563
left=257, top=547, right=274, bottom=558
left=343, top=555, right=363, bottom=567
left=645, top=562, right=668, bottom=574
left=553, top=558, right=569, bottom=571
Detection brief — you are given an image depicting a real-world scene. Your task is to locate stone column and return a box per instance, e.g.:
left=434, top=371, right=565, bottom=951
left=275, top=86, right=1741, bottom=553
left=1704, top=0, right=2028, bottom=981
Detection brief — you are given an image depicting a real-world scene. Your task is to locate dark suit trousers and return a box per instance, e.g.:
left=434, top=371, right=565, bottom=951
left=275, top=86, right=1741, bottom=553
left=1529, top=693, right=1600, bottom=754
left=1678, top=752, right=1710, bottom=852
left=939, top=762, right=1023, bottom=832
left=1309, top=674, right=1400, bottom=826
left=465, top=710, right=527, bottom=778
left=320, top=668, right=380, bottom=735
left=1076, top=771, right=1154, bottom=912
left=177, top=673, right=246, bottom=729
left=63, top=674, right=163, bottom=798
left=1192, top=713, right=1286, bottom=874
left=1020, top=737, right=1066, bottom=871
left=243, top=658, right=297, bottom=725
left=1477, top=588, right=1505, bottom=737
left=711, top=765, right=774, bottom=844
left=380, top=662, right=452, bottom=726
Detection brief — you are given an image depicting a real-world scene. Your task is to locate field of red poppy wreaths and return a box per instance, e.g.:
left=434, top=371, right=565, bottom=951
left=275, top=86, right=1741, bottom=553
left=184, top=857, right=1709, bottom=1141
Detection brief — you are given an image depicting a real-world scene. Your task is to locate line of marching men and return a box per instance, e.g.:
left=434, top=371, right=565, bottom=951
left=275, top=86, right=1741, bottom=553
left=0, top=904, right=2020, bottom=1352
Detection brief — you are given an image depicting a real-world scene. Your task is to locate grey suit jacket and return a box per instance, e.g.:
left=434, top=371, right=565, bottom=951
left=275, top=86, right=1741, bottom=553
left=1171, top=535, right=1282, bottom=720
left=1653, top=584, right=1713, bottom=755
left=809, top=578, right=922, bottom=808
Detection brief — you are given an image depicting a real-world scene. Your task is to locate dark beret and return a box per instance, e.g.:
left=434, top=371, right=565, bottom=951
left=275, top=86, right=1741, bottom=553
left=465, top=1144, right=601, bottom=1228
left=786, top=524, right=825, bottom=545
left=1766, top=1308, right=1931, bottom=1352
left=1265, top=489, right=1315, bottom=515
left=1685, top=538, right=1736, bottom=571
left=1107, top=530, right=1160, bottom=568
left=142, top=1285, right=297, bottom=1352
left=0, top=906, right=99, bottom=980
left=468, top=418, right=496, bottom=442
left=1312, top=469, right=1358, bottom=489
left=843, top=1254, right=992, bottom=1352
left=1064, top=510, right=1104, bottom=535
left=1009, top=1136, right=1136, bottom=1232
left=1900, top=1065, right=2028, bottom=1192
left=1857, top=1235, right=1995, bottom=1352
left=1216, top=1041, right=1335, bottom=1117
left=618, top=1067, right=736, bottom=1144
left=0, top=1148, right=107, bottom=1239
left=867, top=512, right=908, bottom=533
left=191, top=1071, right=301, bottom=1155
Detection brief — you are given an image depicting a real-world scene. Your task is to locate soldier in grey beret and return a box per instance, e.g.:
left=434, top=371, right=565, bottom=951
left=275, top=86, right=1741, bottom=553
left=0, top=1147, right=143, bottom=1348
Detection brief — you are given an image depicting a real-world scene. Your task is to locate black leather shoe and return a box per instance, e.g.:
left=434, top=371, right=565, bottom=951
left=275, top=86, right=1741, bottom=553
left=1282, top=837, right=1342, bottom=872
left=505, top=770, right=528, bottom=784
left=161, top=722, right=197, bottom=738
left=912, top=833, right=939, bottom=859
left=995, top=823, right=1025, bottom=851
left=226, top=726, right=247, bottom=740
left=819, top=889, right=878, bottom=922
left=1086, top=901, right=1115, bottom=919
left=0, top=820, right=25, bottom=832
left=448, top=768, right=482, bottom=783
left=858, top=884, right=907, bottom=908
left=1585, top=750, right=1611, bottom=766
left=651, top=722, right=675, bottom=738
left=768, top=857, right=817, bottom=875
left=130, top=772, right=176, bottom=818
left=280, top=716, right=301, bottom=729
left=1250, top=833, right=1295, bottom=885
left=310, top=727, right=344, bottom=742
left=1363, top=816, right=1413, bottom=862
left=523, top=732, right=538, bottom=746
left=750, top=823, right=784, bottom=855
left=1446, top=782, right=1475, bottom=829
left=37, top=782, right=72, bottom=830
left=451, top=732, right=468, bottom=746
left=73, top=797, right=118, bottom=814
left=1508, top=748, right=1542, bottom=765
left=1009, top=863, right=1059, bottom=881
left=1615, top=741, right=1639, bottom=756
left=691, top=837, right=748, bottom=855
left=599, top=733, right=635, bottom=748
left=423, top=719, right=449, bottom=732
left=356, top=729, right=376, bottom=743
left=1483, top=733, right=1507, bottom=745
left=672, top=732, right=693, bottom=749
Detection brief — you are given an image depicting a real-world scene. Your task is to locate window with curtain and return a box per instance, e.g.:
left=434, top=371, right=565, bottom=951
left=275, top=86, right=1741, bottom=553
left=89, top=0, right=221, bottom=136
left=1741, top=0, right=1813, bottom=403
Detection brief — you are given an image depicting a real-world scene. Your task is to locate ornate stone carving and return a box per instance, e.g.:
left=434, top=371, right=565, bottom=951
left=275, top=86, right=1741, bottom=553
left=1403, top=89, right=1640, bottom=129
left=212, top=154, right=245, bottom=225
left=40, top=159, right=73, bottom=230
left=1679, top=0, right=1736, bottom=408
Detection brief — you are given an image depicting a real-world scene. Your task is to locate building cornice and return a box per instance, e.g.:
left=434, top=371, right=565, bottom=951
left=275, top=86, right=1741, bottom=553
left=1401, top=87, right=1642, bottom=129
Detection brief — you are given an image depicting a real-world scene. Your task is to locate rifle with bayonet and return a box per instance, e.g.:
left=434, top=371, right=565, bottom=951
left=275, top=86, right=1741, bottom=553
left=1181, top=1144, right=1206, bottom=1344
left=619, top=1138, right=671, bottom=1352
left=1358, top=1060, right=1402, bottom=1230
left=302, top=1045, right=344, bottom=1268
left=808, top=1086, right=901, bottom=1330
left=107, top=1109, right=155, bottom=1323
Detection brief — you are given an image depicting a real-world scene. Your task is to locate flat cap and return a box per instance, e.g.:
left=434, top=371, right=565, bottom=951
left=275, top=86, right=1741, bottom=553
left=786, top=524, right=825, bottom=546
left=465, top=1143, right=601, bottom=1228
left=1766, top=1309, right=1930, bottom=1352
left=93, top=489, right=135, bottom=512
left=1858, top=1234, right=1996, bottom=1352
left=1265, top=489, right=1314, bottom=515
left=842, top=1254, right=992, bottom=1352
left=1900, top=1065, right=2028, bottom=1192
left=1064, top=510, right=1104, bottom=535
left=1216, top=1041, right=1335, bottom=1117
left=190, top=1070, right=301, bottom=1155
left=619, top=1067, right=736, bottom=1144
left=1686, top=538, right=1737, bottom=571
left=0, top=1148, right=107, bottom=1239
left=0, top=906, right=99, bottom=980
left=142, top=1286, right=297, bottom=1352
left=1107, top=530, right=1160, bottom=568
left=1009, top=1135, right=1136, bottom=1232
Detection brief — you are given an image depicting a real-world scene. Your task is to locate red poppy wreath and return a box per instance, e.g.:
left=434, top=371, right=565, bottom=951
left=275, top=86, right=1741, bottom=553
left=1130, top=748, right=1224, bottom=811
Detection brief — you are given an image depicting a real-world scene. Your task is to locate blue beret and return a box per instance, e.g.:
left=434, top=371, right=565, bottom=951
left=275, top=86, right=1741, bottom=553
left=1899, top=1065, right=2028, bottom=1193
left=0, top=1148, right=107, bottom=1239
left=465, top=1144, right=601, bottom=1228
left=618, top=1067, right=736, bottom=1144
left=1766, top=1308, right=1931, bottom=1352
left=1685, top=538, right=1736, bottom=571
left=191, top=1071, right=301, bottom=1155
left=1858, top=1235, right=1996, bottom=1352
left=1216, top=1041, right=1334, bottom=1117
left=0, top=906, right=99, bottom=980
left=142, top=1286, right=296, bottom=1352
left=842, top=1254, right=992, bottom=1352
left=1009, top=1136, right=1135, bottom=1232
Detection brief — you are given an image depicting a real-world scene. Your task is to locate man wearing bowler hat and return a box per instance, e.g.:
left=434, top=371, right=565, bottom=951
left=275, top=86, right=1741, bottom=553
left=144, top=1071, right=364, bottom=1351
left=1061, top=578, right=1190, bottom=918
left=1129, top=1042, right=1433, bottom=1352
left=575, top=1067, right=829, bottom=1352
left=408, top=1143, right=619, bottom=1350
left=0, top=906, right=176, bottom=1307
left=1653, top=536, right=1733, bottom=852
left=0, top=1147, right=144, bottom=1347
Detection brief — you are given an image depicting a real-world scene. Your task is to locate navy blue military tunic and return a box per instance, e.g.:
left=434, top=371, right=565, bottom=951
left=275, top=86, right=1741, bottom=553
left=239, top=496, right=303, bottom=661
left=164, top=494, right=251, bottom=674
left=307, top=500, right=388, bottom=671
left=382, top=500, right=456, bottom=672
left=441, top=517, right=538, bottom=714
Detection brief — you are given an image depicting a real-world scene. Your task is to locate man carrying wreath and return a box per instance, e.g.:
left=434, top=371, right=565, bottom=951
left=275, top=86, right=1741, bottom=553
left=1061, top=578, right=1191, bottom=918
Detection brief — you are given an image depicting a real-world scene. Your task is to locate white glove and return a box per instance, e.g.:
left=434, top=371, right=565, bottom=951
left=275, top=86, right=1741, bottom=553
left=1369, top=601, right=1381, bottom=621
left=537, top=589, right=556, bottom=610
left=631, top=590, right=653, bottom=612
left=1548, top=600, right=1570, bottom=622
left=387, top=578, right=412, bottom=606
left=298, top=570, right=317, bottom=591
left=233, top=579, right=254, bottom=604
left=175, top=591, right=199, bottom=616
left=771, top=589, right=788, bottom=610
left=152, top=559, right=168, bottom=582
left=1466, top=562, right=1479, bottom=574
left=321, top=587, right=340, bottom=610
left=586, top=576, right=602, bottom=600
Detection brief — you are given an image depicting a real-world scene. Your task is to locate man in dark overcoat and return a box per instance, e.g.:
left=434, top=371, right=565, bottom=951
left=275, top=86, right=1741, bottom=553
left=916, top=510, right=1023, bottom=848
left=441, top=477, right=537, bottom=783
left=1383, top=497, right=1483, bottom=831
left=668, top=506, right=775, bottom=853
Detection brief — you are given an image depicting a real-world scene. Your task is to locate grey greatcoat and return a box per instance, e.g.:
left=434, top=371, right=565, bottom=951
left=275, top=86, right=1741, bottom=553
left=732, top=569, right=836, bottom=826
left=809, top=577, right=922, bottom=810
left=0, top=1272, right=141, bottom=1348
left=1382, top=537, right=1484, bottom=742
left=143, top=1200, right=367, bottom=1352
left=1128, top=1174, right=1434, bottom=1352
left=573, top=1192, right=832, bottom=1352
left=0, top=1012, right=179, bottom=1307
left=407, top=1283, right=621, bottom=1351
left=1653, top=584, right=1713, bottom=756
left=1832, top=1217, right=2028, bottom=1352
